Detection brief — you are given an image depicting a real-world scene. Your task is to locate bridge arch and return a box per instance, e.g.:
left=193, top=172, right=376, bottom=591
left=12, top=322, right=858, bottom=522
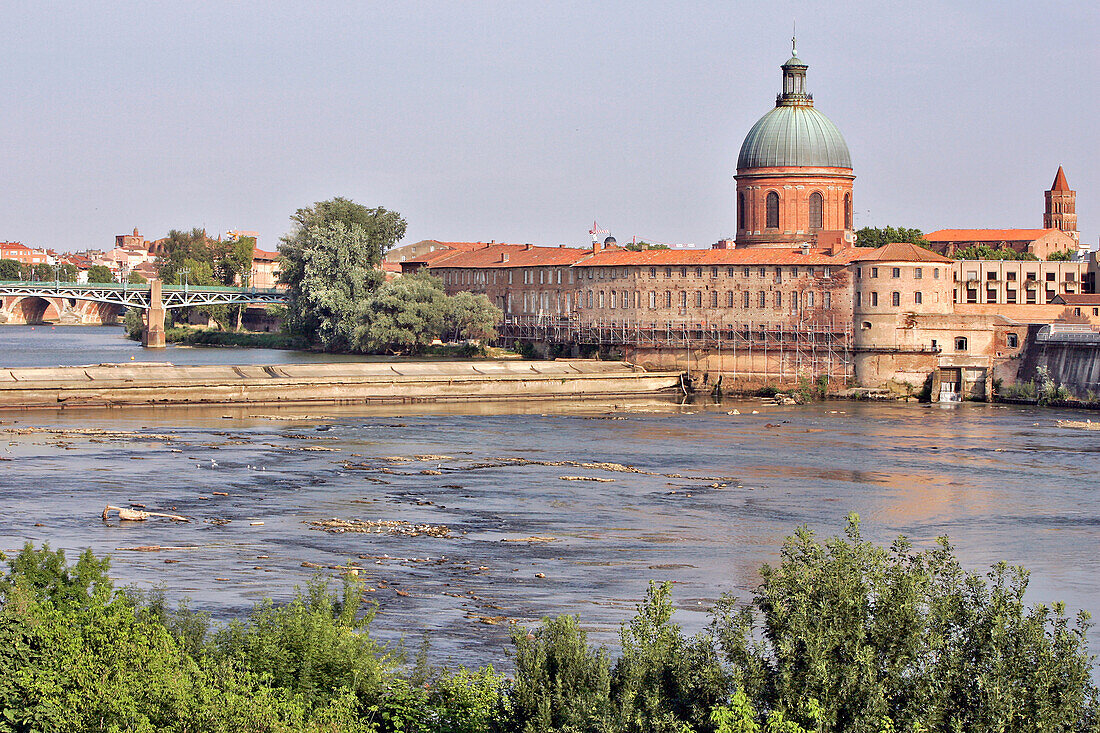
left=9, top=296, right=62, bottom=324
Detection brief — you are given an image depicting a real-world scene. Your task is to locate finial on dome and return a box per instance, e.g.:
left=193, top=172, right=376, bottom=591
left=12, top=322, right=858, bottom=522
left=792, top=21, right=797, bottom=57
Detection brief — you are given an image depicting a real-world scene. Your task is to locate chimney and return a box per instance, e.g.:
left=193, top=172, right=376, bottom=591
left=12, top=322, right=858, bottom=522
left=524, top=243, right=532, bottom=250
left=500, top=253, right=509, bottom=263
left=592, top=240, right=603, bottom=254
left=801, top=243, right=811, bottom=255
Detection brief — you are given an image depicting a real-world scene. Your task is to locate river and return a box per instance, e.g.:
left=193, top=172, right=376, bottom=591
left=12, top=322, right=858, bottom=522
left=1, top=326, right=1099, bottom=669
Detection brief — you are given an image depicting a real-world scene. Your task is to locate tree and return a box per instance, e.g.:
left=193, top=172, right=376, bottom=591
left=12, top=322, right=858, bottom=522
left=445, top=291, right=502, bottom=342
left=855, top=226, right=928, bottom=248
left=86, top=264, right=116, bottom=283
left=56, top=263, right=78, bottom=282
left=623, top=241, right=670, bottom=251
left=281, top=221, right=384, bottom=350
left=954, top=243, right=1038, bottom=261
left=283, top=197, right=406, bottom=268
left=0, top=259, right=19, bottom=280
left=355, top=272, right=448, bottom=354
left=127, top=270, right=147, bottom=284
left=1048, top=249, right=1073, bottom=261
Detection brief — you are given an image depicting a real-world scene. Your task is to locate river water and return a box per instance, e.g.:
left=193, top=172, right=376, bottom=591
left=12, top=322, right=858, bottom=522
left=2, top=326, right=1099, bottom=668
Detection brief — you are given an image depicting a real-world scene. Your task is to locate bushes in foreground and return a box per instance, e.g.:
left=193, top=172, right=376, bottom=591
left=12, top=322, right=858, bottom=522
left=1, top=515, right=1097, bottom=732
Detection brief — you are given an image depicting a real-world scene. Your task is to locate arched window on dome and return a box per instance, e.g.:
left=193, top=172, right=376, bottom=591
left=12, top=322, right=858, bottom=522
left=737, top=192, right=746, bottom=230
left=844, top=193, right=852, bottom=229
left=809, top=192, right=823, bottom=230
left=766, top=191, right=780, bottom=229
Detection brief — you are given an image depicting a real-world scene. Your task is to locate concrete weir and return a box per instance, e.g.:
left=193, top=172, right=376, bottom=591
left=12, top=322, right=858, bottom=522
left=0, top=360, right=684, bottom=410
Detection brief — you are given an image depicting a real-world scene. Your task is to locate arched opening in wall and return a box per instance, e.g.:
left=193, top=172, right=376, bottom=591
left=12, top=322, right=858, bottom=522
left=737, top=192, right=745, bottom=230
left=766, top=191, right=780, bottom=229
left=809, top=192, right=823, bottom=229
left=844, top=193, right=852, bottom=229
left=15, top=297, right=60, bottom=324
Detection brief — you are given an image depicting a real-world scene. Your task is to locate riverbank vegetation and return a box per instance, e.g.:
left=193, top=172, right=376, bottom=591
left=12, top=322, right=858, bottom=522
left=2, top=515, right=1096, bottom=732
left=278, top=198, right=501, bottom=354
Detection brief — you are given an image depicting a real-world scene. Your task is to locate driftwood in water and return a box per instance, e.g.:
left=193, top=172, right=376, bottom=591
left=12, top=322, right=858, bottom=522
left=102, top=505, right=190, bottom=522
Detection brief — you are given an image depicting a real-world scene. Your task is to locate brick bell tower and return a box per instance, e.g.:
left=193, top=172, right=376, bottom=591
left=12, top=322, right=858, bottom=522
left=1044, top=166, right=1078, bottom=243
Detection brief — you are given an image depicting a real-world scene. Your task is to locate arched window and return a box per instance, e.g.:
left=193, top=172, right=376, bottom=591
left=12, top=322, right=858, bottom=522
left=737, top=192, right=746, bottom=230
left=809, top=192, right=823, bottom=229
left=844, top=193, right=852, bottom=229
left=766, top=191, right=780, bottom=229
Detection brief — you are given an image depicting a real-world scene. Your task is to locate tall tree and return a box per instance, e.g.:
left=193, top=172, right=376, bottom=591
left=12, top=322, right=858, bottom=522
left=0, top=259, right=19, bottom=280
left=86, top=265, right=115, bottom=283
left=282, top=197, right=406, bottom=267
left=280, top=221, right=384, bottom=351
left=444, top=291, right=501, bottom=342
left=355, top=272, right=448, bottom=354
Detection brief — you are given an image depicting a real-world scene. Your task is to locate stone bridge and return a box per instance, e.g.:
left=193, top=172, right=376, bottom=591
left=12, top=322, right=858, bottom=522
left=0, top=280, right=287, bottom=347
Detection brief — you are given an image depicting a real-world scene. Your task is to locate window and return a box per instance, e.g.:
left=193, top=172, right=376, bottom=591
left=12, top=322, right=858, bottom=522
left=1074, top=307, right=1081, bottom=317
left=791, top=267, right=799, bottom=277
left=508, top=271, right=513, bottom=284
left=871, top=267, right=878, bottom=278
left=1026, top=271, right=1036, bottom=281
left=1046, top=272, right=1056, bottom=282
left=727, top=267, right=735, bottom=277
left=931, top=339, right=938, bottom=350
left=586, top=292, right=592, bottom=308
left=933, top=268, right=940, bottom=279
left=766, top=191, right=780, bottom=228
left=665, top=267, right=672, bottom=278
left=808, top=192, right=823, bottom=229
left=695, top=291, right=703, bottom=307
left=1007, top=333, right=1019, bottom=348
left=737, top=192, right=746, bottom=230
left=856, top=267, right=862, bottom=279
left=743, top=291, right=751, bottom=308
left=1006, top=271, right=1016, bottom=281
left=855, top=291, right=861, bottom=307
left=598, top=291, right=604, bottom=308
left=915, top=267, right=922, bottom=279
left=759, top=292, right=766, bottom=307
left=807, top=291, right=814, bottom=307
left=710, top=291, right=717, bottom=307
left=1066, top=272, right=1076, bottom=282
left=891, top=291, right=900, bottom=306
left=680, top=291, right=688, bottom=308
left=743, top=267, right=751, bottom=277
left=650, top=267, right=657, bottom=278
left=986, top=288, right=997, bottom=302
left=649, top=291, right=656, bottom=308
left=914, top=291, right=922, bottom=305
left=557, top=269, right=562, bottom=284
left=539, top=270, right=544, bottom=284
left=609, top=291, right=616, bottom=309
left=823, top=267, right=831, bottom=278
left=759, top=267, right=767, bottom=277
left=726, top=291, right=734, bottom=307
left=791, top=291, right=798, bottom=311
left=824, top=292, right=831, bottom=309
left=775, top=292, right=782, bottom=308
left=665, top=291, right=672, bottom=308
left=696, top=267, right=703, bottom=278
left=1095, top=308, right=1099, bottom=317
left=966, top=288, right=977, bottom=303
left=681, top=267, right=687, bottom=277
left=844, top=193, right=852, bottom=229
left=871, top=292, right=878, bottom=307
left=892, top=267, right=901, bottom=278
left=1006, top=289, right=1017, bottom=303
left=712, top=267, right=719, bottom=278
left=1026, top=290, right=1036, bottom=304
left=861, top=321, right=871, bottom=330
left=955, top=337, right=968, bottom=351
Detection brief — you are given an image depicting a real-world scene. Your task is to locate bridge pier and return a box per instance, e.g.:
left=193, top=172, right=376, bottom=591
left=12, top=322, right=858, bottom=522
left=142, top=279, right=166, bottom=348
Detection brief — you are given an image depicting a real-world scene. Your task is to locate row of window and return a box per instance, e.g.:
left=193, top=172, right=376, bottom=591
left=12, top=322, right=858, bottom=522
left=442, top=268, right=574, bottom=287
left=856, top=266, right=942, bottom=280
left=587, top=265, right=833, bottom=281
left=736, top=191, right=854, bottom=230
left=586, top=289, right=832, bottom=311
left=855, top=291, right=925, bottom=307
left=961, top=270, right=1076, bottom=283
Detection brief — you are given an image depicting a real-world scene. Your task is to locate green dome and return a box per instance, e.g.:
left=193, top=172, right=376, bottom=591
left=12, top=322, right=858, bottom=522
left=737, top=104, right=852, bottom=170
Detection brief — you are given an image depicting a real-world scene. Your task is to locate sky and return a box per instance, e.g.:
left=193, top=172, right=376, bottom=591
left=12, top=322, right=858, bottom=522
left=1, top=1, right=1097, bottom=253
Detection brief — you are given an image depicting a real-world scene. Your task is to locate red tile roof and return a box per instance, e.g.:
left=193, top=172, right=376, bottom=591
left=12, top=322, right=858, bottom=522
left=850, top=242, right=953, bottom=263
left=252, top=247, right=278, bottom=261
left=579, top=246, right=859, bottom=267
left=1053, top=293, right=1100, bottom=305
left=924, top=229, right=1061, bottom=242
left=1051, top=166, right=1070, bottom=192
left=417, top=243, right=592, bottom=268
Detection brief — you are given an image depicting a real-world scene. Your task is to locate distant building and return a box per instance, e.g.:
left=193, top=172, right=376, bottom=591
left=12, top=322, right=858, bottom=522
left=250, top=248, right=280, bottom=289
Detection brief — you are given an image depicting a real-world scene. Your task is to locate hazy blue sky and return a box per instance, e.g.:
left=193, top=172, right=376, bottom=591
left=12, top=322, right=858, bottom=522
left=1, top=1, right=1096, bottom=252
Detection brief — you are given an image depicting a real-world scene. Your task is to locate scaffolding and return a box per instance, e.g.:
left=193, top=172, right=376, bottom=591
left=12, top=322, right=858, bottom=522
left=496, top=315, right=854, bottom=380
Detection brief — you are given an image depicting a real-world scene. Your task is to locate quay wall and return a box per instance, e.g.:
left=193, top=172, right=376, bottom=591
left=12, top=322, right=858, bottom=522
left=1017, top=327, right=1100, bottom=398
left=0, top=360, right=683, bottom=410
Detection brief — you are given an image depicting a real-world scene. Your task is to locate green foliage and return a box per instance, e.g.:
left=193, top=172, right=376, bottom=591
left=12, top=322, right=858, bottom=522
left=1048, top=249, right=1073, bottom=261
left=86, top=264, right=116, bottom=283
left=356, top=272, right=449, bottom=354
left=509, top=614, right=612, bottom=732
left=127, top=269, right=147, bottom=284
left=611, top=581, right=727, bottom=733
left=855, top=226, right=928, bottom=249
left=283, top=197, right=407, bottom=268
left=0, top=259, right=20, bottom=280
left=1036, top=365, right=1072, bottom=405
left=623, top=242, right=670, bottom=251
left=280, top=221, right=385, bottom=350
left=953, top=244, right=1038, bottom=261
left=444, top=291, right=501, bottom=342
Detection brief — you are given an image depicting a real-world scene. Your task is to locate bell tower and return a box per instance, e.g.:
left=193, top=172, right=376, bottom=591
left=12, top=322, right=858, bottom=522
left=1044, top=166, right=1078, bottom=243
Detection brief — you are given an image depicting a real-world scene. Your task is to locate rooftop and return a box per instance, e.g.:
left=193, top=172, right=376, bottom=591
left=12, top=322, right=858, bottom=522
left=925, top=229, right=1064, bottom=242
left=851, top=242, right=953, bottom=263
left=417, top=243, right=592, bottom=269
